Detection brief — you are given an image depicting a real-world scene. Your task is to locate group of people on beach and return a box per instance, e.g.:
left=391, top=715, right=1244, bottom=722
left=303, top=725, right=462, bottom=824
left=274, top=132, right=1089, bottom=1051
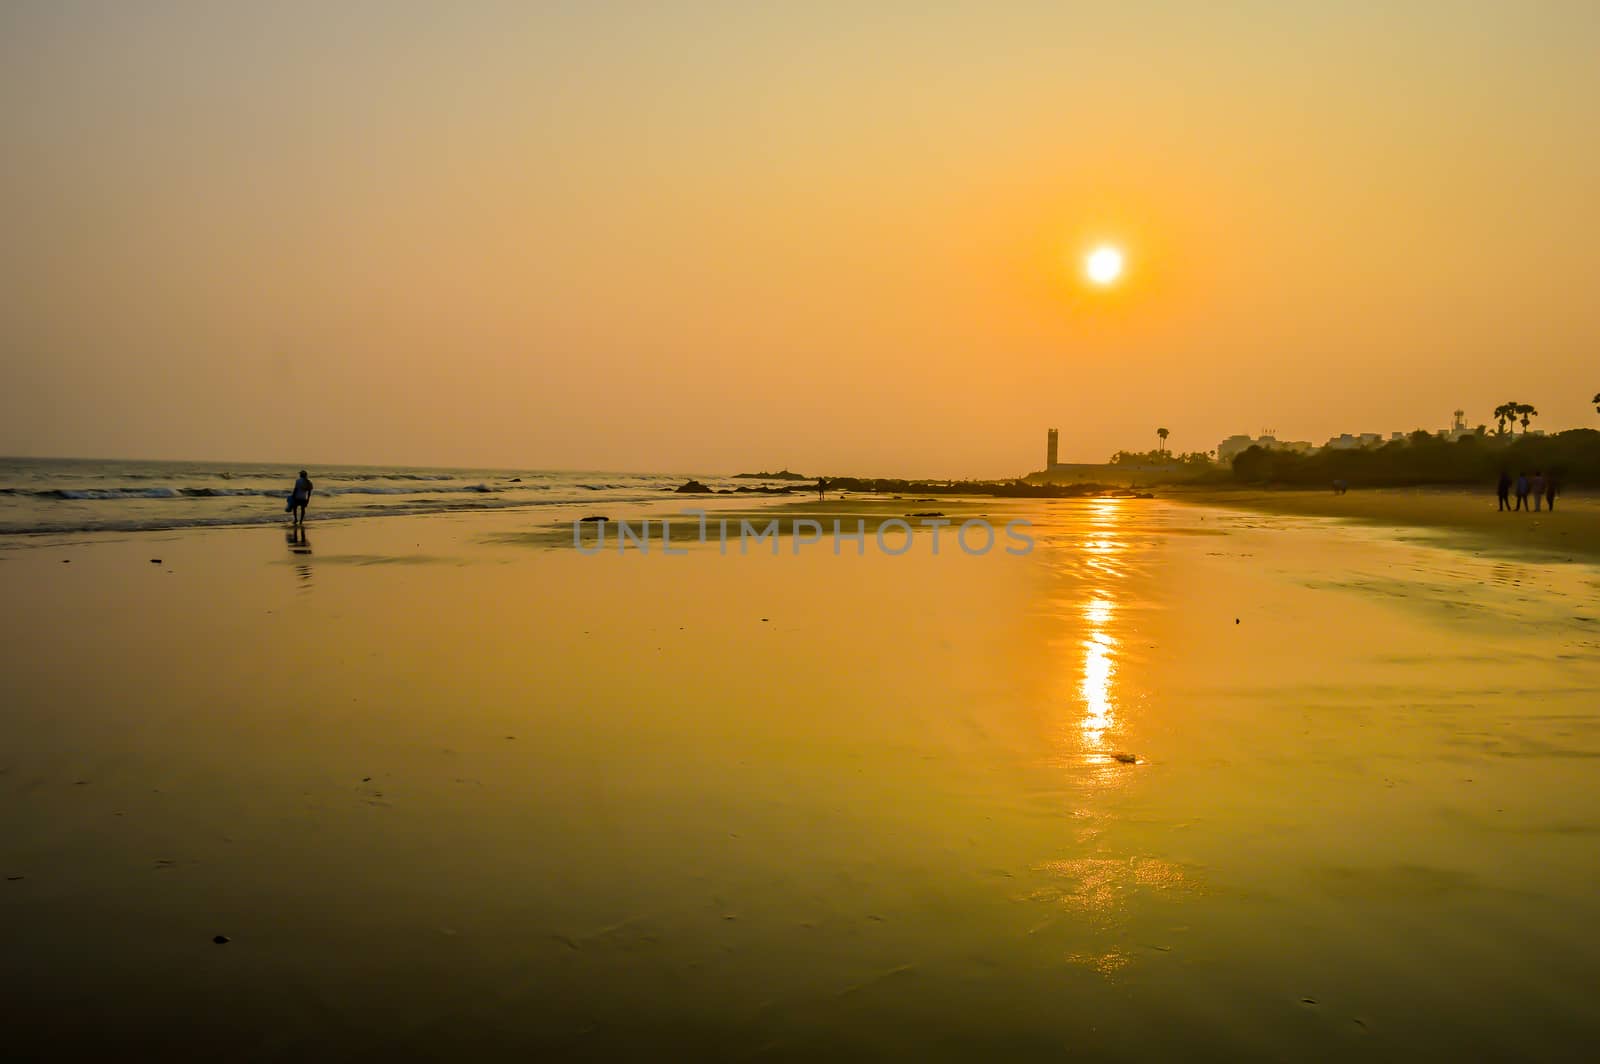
left=1497, top=470, right=1557, bottom=512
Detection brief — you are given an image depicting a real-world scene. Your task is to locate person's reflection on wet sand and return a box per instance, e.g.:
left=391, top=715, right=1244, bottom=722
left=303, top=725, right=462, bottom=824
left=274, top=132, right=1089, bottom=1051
left=286, top=526, right=312, bottom=587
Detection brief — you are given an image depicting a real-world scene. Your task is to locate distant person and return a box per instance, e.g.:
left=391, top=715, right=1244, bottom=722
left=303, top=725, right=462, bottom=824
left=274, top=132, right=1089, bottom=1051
left=1531, top=471, right=1546, bottom=512
left=1545, top=474, right=1559, bottom=512
left=1332, top=479, right=1348, bottom=495
left=287, top=469, right=313, bottom=525
left=1514, top=472, right=1530, bottom=511
left=1496, top=470, right=1512, bottom=511
left=816, top=476, right=827, bottom=501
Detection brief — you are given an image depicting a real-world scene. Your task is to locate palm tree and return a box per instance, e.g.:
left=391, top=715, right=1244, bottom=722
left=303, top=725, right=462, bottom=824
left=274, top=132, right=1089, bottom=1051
left=1493, top=402, right=1517, bottom=436
left=1156, top=427, right=1169, bottom=454
left=1517, top=404, right=1538, bottom=434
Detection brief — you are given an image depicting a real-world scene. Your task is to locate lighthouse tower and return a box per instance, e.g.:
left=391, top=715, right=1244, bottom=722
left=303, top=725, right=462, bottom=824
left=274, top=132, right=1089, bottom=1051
left=1046, top=428, right=1059, bottom=470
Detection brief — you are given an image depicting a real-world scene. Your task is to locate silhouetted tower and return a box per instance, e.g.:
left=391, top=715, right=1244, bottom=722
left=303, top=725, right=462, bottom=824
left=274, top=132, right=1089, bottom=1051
left=1046, top=428, right=1059, bottom=470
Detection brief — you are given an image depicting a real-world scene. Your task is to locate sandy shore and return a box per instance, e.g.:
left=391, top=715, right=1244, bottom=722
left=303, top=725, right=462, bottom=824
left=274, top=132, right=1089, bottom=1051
left=1172, top=485, right=1600, bottom=561
left=3, top=499, right=1599, bottom=1057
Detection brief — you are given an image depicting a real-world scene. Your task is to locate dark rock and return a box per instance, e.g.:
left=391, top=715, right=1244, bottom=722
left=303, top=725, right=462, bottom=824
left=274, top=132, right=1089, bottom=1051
left=1111, top=753, right=1138, bottom=764
left=675, top=480, right=714, bottom=493
left=150, top=559, right=162, bottom=564
left=579, top=515, right=608, bottom=522
left=908, top=511, right=945, bottom=518
left=213, top=935, right=230, bottom=945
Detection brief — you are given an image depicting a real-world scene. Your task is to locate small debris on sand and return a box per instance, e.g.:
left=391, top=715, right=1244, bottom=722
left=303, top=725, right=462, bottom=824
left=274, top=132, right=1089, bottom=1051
left=150, top=559, right=163, bottom=564
left=212, top=935, right=230, bottom=945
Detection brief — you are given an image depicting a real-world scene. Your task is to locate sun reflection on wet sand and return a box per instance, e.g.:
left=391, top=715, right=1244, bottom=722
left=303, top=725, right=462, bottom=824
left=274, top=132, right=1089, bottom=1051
left=1080, top=597, right=1117, bottom=751
left=1076, top=499, right=1130, bottom=767
left=1031, top=855, right=1205, bottom=976
left=1031, top=498, right=1203, bottom=978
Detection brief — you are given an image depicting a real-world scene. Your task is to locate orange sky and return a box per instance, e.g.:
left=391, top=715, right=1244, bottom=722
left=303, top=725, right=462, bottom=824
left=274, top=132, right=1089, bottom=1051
left=3, top=2, right=1598, bottom=476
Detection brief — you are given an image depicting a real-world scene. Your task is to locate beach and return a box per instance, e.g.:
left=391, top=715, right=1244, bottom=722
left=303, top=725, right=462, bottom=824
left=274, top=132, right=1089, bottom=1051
left=4, top=496, right=1600, bottom=1058
left=1178, top=485, right=1600, bottom=562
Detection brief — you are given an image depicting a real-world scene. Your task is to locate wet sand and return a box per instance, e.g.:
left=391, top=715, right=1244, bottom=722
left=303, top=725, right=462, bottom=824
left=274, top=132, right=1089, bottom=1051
left=3, top=498, right=1599, bottom=1058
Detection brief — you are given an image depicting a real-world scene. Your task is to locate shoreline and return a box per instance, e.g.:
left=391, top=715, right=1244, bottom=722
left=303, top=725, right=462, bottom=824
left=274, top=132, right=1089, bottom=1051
left=9, top=478, right=1600, bottom=568
left=1168, top=484, right=1600, bottom=562
left=0, top=489, right=1140, bottom=549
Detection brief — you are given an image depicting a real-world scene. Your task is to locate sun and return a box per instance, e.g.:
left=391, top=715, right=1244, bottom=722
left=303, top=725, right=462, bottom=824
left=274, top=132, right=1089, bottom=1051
left=1085, top=245, right=1124, bottom=286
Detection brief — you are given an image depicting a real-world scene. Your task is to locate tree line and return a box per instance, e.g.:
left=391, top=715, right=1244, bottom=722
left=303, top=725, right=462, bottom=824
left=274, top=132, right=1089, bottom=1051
left=1229, top=428, right=1600, bottom=488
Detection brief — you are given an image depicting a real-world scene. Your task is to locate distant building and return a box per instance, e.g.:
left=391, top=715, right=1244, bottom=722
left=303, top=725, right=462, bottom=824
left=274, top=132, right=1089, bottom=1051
left=1219, top=410, right=1486, bottom=465
left=1216, top=435, right=1257, bottom=463
left=1216, top=434, right=1314, bottom=463
left=1046, top=428, right=1059, bottom=470
left=1323, top=433, right=1384, bottom=450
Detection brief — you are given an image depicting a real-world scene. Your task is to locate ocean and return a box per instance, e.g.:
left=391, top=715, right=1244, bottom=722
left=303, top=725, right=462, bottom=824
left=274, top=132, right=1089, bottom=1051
left=0, top=457, right=776, bottom=536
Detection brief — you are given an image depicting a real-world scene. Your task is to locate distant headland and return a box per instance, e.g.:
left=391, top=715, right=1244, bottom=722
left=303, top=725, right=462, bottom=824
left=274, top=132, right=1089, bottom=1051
left=731, top=469, right=809, bottom=480
left=676, top=476, right=1151, bottom=499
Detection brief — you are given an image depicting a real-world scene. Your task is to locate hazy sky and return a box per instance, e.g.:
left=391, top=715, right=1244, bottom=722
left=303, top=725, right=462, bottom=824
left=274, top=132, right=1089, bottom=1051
left=3, top=1, right=1598, bottom=475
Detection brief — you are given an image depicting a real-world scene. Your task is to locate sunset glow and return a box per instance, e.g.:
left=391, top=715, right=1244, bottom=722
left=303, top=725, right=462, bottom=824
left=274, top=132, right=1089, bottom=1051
left=5, top=4, right=1600, bottom=1058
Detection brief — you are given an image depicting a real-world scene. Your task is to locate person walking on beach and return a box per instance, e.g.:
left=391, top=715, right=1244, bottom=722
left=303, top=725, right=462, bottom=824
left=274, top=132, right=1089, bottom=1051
left=1514, top=472, right=1530, bottom=511
left=1496, top=470, right=1512, bottom=511
left=816, top=476, right=828, bottom=501
left=288, top=469, right=314, bottom=525
left=1531, top=471, right=1546, bottom=512
left=1545, top=474, right=1559, bottom=512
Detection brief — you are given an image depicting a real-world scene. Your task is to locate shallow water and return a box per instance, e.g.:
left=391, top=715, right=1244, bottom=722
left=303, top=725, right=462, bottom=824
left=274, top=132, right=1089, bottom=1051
left=0, top=457, right=784, bottom=535
left=2, top=499, right=1597, bottom=1058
